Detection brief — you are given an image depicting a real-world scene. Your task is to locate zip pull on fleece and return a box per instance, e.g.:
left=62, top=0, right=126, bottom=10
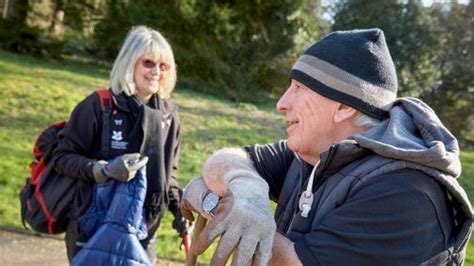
left=299, top=160, right=319, bottom=218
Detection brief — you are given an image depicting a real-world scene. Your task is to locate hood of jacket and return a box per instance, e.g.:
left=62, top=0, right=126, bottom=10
left=348, top=97, right=472, bottom=251
left=352, top=97, right=461, bottom=177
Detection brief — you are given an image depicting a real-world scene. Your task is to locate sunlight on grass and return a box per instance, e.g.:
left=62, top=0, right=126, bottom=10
left=459, top=150, right=474, bottom=263
left=460, top=150, right=474, bottom=205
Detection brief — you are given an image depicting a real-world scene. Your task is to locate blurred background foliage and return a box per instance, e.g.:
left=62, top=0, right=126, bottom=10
left=0, top=0, right=472, bottom=144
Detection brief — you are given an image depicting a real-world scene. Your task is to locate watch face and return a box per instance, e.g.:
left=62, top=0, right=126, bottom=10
left=202, top=192, right=219, bottom=213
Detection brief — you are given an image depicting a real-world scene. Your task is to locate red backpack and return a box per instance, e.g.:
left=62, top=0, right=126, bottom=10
left=20, top=89, right=113, bottom=234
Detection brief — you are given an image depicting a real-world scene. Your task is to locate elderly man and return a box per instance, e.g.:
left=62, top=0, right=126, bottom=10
left=181, top=28, right=472, bottom=265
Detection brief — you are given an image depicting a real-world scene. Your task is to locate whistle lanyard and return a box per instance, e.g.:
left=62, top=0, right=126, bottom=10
left=284, top=156, right=320, bottom=235
left=299, top=160, right=319, bottom=218
left=293, top=153, right=320, bottom=218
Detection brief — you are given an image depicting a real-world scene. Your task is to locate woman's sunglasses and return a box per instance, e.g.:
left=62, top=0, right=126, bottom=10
left=141, top=59, right=170, bottom=72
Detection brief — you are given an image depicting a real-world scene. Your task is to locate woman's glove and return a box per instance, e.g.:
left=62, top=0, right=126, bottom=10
left=172, top=213, right=190, bottom=238
left=93, top=153, right=148, bottom=183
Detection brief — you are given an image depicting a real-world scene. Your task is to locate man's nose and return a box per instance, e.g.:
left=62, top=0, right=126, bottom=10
left=276, top=87, right=292, bottom=112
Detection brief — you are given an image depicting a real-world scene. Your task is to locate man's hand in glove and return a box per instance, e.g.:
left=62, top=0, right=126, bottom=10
left=93, top=153, right=148, bottom=183
left=190, top=148, right=276, bottom=266
left=180, top=176, right=211, bottom=221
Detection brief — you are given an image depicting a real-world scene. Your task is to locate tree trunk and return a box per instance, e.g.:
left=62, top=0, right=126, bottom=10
left=3, top=0, right=28, bottom=24
left=49, top=7, right=64, bottom=34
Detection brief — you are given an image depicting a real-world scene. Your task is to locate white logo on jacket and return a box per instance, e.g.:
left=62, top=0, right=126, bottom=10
left=111, top=131, right=128, bottom=150
left=114, top=119, right=123, bottom=126
left=112, top=131, right=123, bottom=141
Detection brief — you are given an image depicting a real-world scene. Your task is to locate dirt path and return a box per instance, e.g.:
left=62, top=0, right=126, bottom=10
left=0, top=227, right=185, bottom=265
left=0, top=229, right=68, bottom=266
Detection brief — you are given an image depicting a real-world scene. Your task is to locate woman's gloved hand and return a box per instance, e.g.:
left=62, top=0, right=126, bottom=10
left=93, top=153, right=148, bottom=183
left=172, top=213, right=190, bottom=238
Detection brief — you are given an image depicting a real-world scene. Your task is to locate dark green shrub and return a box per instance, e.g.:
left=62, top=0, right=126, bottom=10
left=0, top=20, right=63, bottom=59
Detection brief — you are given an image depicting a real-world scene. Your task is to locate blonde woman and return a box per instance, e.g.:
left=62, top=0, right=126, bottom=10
left=54, top=25, right=187, bottom=263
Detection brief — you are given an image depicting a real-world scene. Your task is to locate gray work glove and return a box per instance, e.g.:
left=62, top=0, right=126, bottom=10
left=191, top=170, right=276, bottom=266
left=180, top=176, right=210, bottom=221
left=92, top=153, right=148, bottom=183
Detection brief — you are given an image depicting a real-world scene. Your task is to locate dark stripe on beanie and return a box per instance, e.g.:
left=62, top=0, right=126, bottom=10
left=291, top=69, right=389, bottom=120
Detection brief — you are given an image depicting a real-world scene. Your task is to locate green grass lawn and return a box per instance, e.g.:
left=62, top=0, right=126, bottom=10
left=0, top=49, right=472, bottom=263
left=460, top=150, right=474, bottom=265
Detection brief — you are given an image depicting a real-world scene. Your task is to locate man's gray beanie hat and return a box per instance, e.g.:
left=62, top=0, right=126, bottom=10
left=290, top=28, right=397, bottom=120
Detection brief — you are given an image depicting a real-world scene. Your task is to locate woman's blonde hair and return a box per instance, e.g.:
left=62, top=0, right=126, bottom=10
left=110, top=25, right=177, bottom=98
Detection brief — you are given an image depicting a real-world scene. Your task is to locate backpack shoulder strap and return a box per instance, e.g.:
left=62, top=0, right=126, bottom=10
left=95, top=89, right=113, bottom=159
left=96, top=89, right=113, bottom=112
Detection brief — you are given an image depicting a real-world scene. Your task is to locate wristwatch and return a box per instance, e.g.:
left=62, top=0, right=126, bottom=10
left=202, top=191, right=219, bottom=219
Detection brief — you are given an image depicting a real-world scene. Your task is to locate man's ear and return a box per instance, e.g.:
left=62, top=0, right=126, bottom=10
left=334, top=103, right=357, bottom=123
